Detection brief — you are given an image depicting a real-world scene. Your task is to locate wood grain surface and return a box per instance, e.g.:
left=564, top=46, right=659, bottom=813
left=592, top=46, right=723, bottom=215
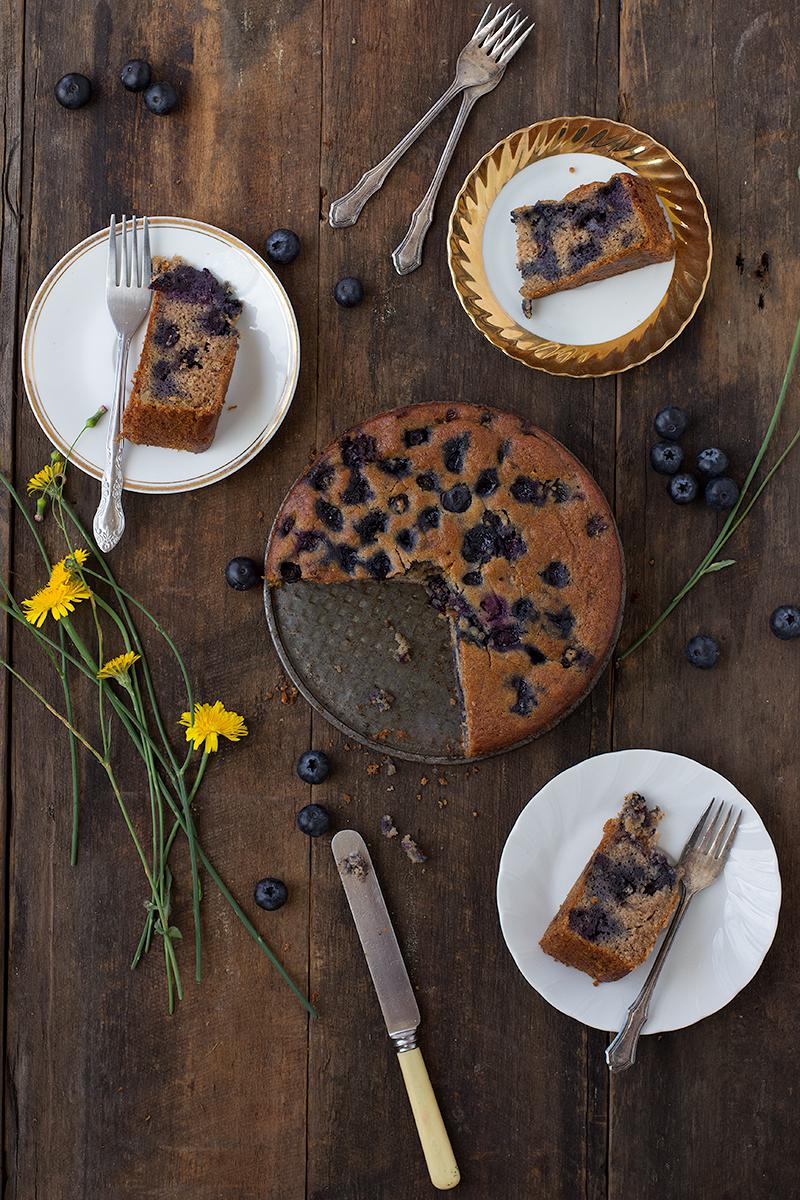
left=1, top=1, right=797, bottom=1197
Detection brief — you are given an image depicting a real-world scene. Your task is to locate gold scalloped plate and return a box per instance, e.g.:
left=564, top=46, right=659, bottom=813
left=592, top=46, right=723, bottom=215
left=448, top=116, right=712, bottom=377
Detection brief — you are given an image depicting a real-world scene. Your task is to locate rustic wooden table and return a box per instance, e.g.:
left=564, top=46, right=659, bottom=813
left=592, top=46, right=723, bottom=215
left=2, top=1, right=797, bottom=1196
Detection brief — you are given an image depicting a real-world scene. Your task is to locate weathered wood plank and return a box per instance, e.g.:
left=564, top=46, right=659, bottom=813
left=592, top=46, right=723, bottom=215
left=4, top=1, right=321, bottom=1196
left=308, top=2, right=619, bottom=1195
left=612, top=1, right=800, bottom=1197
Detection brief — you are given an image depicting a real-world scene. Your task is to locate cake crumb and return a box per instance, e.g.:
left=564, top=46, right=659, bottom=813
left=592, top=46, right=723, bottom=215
left=392, top=630, right=412, bottom=662
left=437, top=797, right=448, bottom=808
left=342, top=792, right=353, bottom=804
left=333, top=663, right=343, bottom=673
left=419, top=776, right=429, bottom=787
left=438, top=774, right=448, bottom=786
left=384, top=758, right=397, bottom=776
left=366, top=762, right=380, bottom=776
left=341, top=852, right=369, bottom=879
left=280, top=683, right=298, bottom=705
left=472, top=810, right=480, bottom=818
left=401, top=834, right=427, bottom=864
left=369, top=686, right=395, bottom=713
left=380, top=814, right=398, bottom=839
left=386, top=785, right=394, bottom=792
left=415, top=793, right=422, bottom=802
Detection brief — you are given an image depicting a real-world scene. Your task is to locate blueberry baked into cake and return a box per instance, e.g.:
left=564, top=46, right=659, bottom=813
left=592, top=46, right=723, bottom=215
left=511, top=173, right=674, bottom=316
left=266, top=402, right=624, bottom=757
left=122, top=257, right=242, bottom=452
left=540, top=793, right=680, bottom=983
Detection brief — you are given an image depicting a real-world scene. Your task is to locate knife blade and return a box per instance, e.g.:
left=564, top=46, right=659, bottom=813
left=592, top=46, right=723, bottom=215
left=332, top=829, right=460, bottom=1191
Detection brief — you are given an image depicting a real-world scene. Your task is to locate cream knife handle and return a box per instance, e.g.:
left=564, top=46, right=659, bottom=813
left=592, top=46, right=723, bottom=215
left=397, top=1047, right=460, bottom=1190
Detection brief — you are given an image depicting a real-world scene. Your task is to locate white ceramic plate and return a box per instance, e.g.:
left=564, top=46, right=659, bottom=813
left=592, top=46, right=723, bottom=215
left=482, top=152, right=676, bottom=347
left=497, top=749, right=781, bottom=1033
left=21, top=216, right=300, bottom=494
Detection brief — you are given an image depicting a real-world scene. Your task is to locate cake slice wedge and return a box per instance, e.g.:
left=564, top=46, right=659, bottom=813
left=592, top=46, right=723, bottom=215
left=539, top=792, right=680, bottom=983
left=511, top=172, right=674, bottom=316
left=122, top=256, right=242, bottom=453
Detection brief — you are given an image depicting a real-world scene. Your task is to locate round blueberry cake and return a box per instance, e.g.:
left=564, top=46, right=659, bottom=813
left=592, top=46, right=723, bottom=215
left=265, top=403, right=624, bottom=757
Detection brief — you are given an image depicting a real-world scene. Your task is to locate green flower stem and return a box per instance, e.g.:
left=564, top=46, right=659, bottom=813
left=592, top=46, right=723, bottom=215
left=0, top=655, right=182, bottom=1008
left=58, top=626, right=81, bottom=866
left=619, top=311, right=800, bottom=662
left=183, top=750, right=207, bottom=982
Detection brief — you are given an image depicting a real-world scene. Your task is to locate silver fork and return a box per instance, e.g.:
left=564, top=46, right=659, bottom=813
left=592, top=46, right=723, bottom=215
left=392, top=11, right=532, bottom=274
left=328, top=5, right=533, bottom=230
left=606, top=799, right=742, bottom=1073
left=93, top=215, right=152, bottom=554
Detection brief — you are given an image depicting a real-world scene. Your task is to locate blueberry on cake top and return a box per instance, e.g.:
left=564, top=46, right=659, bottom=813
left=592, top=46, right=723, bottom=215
left=122, top=256, right=242, bottom=453
left=266, top=403, right=624, bottom=758
left=511, top=173, right=674, bottom=316
left=539, top=793, right=680, bottom=983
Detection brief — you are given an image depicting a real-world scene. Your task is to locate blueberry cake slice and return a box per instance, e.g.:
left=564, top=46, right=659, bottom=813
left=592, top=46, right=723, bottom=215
left=511, top=173, right=674, bottom=316
left=122, top=256, right=242, bottom=452
left=266, top=402, right=624, bottom=758
left=540, top=793, right=680, bottom=983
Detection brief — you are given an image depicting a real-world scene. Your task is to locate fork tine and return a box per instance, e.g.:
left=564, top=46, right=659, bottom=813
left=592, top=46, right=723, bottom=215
left=107, top=215, right=118, bottom=288
left=131, top=215, right=140, bottom=287
left=697, top=799, right=726, bottom=852
left=716, top=809, right=742, bottom=861
left=684, top=798, right=715, bottom=851
left=498, top=17, right=534, bottom=63
left=493, top=14, right=526, bottom=56
left=475, top=4, right=512, bottom=44
left=121, top=214, right=129, bottom=286
left=709, top=804, right=735, bottom=859
left=473, top=4, right=494, bottom=36
left=482, top=7, right=519, bottom=52
left=142, top=216, right=151, bottom=284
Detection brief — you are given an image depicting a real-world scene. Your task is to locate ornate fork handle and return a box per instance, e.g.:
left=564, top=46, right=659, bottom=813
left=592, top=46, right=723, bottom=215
left=392, top=83, right=490, bottom=275
left=328, top=78, right=463, bottom=228
left=93, top=330, right=129, bottom=553
left=605, top=885, right=692, bottom=1072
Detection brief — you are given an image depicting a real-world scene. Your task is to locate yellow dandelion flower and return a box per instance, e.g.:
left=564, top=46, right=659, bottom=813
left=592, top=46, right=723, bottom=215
left=180, top=701, right=248, bottom=754
left=97, top=651, right=140, bottom=680
left=22, top=572, right=91, bottom=627
left=52, top=547, right=89, bottom=580
left=27, top=461, right=66, bottom=495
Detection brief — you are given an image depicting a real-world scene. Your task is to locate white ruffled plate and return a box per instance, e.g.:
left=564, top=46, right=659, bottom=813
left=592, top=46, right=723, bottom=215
left=497, top=749, right=781, bottom=1033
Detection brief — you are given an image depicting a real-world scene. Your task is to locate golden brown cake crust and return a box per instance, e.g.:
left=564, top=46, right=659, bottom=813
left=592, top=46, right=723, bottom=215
left=266, top=402, right=625, bottom=758
left=539, top=793, right=680, bottom=983
left=122, top=256, right=241, bottom=453
left=512, top=172, right=674, bottom=305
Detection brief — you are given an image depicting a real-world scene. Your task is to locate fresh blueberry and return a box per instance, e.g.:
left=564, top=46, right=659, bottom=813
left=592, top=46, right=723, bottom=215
left=705, top=477, right=739, bottom=510
left=441, top=483, right=472, bottom=513
left=668, top=473, right=699, bottom=504
left=54, top=73, right=92, bottom=109
left=225, top=556, right=261, bottom=591
left=120, top=59, right=151, bottom=91
left=654, top=405, right=689, bottom=441
left=296, top=750, right=331, bottom=785
left=697, top=447, right=730, bottom=477
left=265, top=228, right=301, bottom=265
left=334, top=277, right=364, bottom=307
left=769, top=605, right=800, bottom=640
left=650, top=442, right=684, bottom=475
left=143, top=81, right=178, bottom=115
left=296, top=803, right=331, bottom=837
left=685, top=634, right=720, bottom=669
left=254, top=877, right=288, bottom=911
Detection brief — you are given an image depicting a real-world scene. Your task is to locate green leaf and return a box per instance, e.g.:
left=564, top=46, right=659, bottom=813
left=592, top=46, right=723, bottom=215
left=704, top=559, right=736, bottom=574
left=168, top=926, right=183, bottom=941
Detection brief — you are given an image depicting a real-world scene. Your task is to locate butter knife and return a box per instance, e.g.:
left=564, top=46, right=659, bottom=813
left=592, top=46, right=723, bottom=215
left=331, top=829, right=460, bottom=1191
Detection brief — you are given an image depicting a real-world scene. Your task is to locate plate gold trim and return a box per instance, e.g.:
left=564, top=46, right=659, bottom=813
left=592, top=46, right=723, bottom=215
left=447, top=116, right=712, bottom=377
left=21, top=216, right=301, bottom=494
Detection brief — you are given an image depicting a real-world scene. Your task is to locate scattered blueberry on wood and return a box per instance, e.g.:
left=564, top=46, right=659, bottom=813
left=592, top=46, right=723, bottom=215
left=265, top=229, right=301, bottom=265
left=296, top=804, right=331, bottom=837
left=696, top=447, right=730, bottom=477
left=769, top=605, right=800, bottom=640
left=54, top=73, right=92, bottom=109
left=225, top=556, right=261, bottom=591
left=668, top=473, right=699, bottom=504
left=685, top=634, right=720, bottom=669
left=297, top=750, right=330, bottom=784
left=650, top=443, right=684, bottom=475
left=705, top=477, right=739, bottom=510
left=143, top=81, right=178, bottom=115
left=254, top=877, right=288, bottom=911
left=334, top=277, right=364, bottom=308
left=654, top=406, right=688, bottom=441
left=120, top=59, right=151, bottom=91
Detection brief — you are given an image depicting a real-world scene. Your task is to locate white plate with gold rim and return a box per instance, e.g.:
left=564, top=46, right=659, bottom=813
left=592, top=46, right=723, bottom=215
left=497, top=750, right=781, bottom=1033
left=22, top=216, right=300, bottom=494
